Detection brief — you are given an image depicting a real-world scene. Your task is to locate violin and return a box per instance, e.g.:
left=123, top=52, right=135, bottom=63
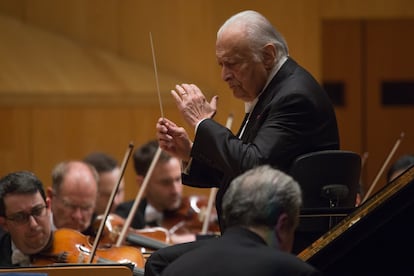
left=30, top=144, right=146, bottom=273
left=162, top=195, right=220, bottom=240
left=93, top=196, right=220, bottom=248
left=93, top=213, right=170, bottom=252
left=32, top=228, right=145, bottom=269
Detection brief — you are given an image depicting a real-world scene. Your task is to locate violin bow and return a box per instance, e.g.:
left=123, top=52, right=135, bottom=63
left=362, top=131, right=405, bottom=204
left=88, top=142, right=134, bottom=263
left=116, top=32, right=164, bottom=247
left=200, top=113, right=233, bottom=235
left=360, top=152, right=369, bottom=173
left=116, top=148, right=162, bottom=246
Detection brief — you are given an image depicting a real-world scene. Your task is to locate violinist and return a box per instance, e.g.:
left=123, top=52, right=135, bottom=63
left=47, top=161, right=98, bottom=235
left=0, top=171, right=53, bottom=267
left=83, top=152, right=126, bottom=215
left=115, top=140, right=196, bottom=243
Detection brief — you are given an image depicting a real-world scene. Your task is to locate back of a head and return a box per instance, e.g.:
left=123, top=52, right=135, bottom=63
left=217, top=10, right=289, bottom=61
left=387, top=154, right=414, bottom=182
left=133, top=139, right=172, bottom=176
left=222, top=165, right=302, bottom=229
left=0, top=171, right=46, bottom=216
left=83, top=152, right=118, bottom=174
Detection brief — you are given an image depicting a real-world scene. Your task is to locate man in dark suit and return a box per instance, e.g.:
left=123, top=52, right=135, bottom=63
left=0, top=171, right=53, bottom=267
left=157, top=9, right=339, bottom=229
left=146, top=165, right=321, bottom=276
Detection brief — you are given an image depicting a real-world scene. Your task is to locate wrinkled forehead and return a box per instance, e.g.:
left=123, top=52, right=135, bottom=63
left=216, top=26, right=248, bottom=49
left=216, top=30, right=252, bottom=61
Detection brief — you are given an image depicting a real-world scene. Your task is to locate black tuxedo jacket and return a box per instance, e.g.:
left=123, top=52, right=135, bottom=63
left=0, top=231, right=14, bottom=267
left=160, top=227, right=321, bottom=276
left=115, top=199, right=147, bottom=229
left=182, top=58, right=340, bottom=227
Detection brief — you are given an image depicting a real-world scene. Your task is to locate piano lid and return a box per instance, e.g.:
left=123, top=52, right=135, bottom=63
left=298, top=165, right=414, bottom=275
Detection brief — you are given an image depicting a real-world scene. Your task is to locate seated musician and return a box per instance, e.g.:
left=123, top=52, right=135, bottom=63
left=145, top=165, right=321, bottom=276
left=386, top=154, right=414, bottom=183
left=83, top=152, right=126, bottom=215
left=0, top=171, right=53, bottom=267
left=47, top=161, right=98, bottom=235
left=115, top=139, right=198, bottom=243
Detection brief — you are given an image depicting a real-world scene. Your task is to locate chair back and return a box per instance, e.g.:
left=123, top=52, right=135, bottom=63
left=289, top=150, right=361, bottom=254
left=290, top=150, right=361, bottom=209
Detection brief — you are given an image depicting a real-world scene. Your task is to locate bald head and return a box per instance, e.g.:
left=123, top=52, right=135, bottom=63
left=49, top=161, right=98, bottom=232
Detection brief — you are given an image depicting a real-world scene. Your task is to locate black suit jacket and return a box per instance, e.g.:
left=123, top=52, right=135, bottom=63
left=160, top=227, right=321, bottom=276
left=0, top=231, right=14, bottom=267
left=115, top=199, right=147, bottom=229
left=183, top=58, right=340, bottom=227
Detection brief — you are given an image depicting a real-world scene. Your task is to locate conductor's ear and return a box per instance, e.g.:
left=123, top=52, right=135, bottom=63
left=263, top=43, right=276, bottom=70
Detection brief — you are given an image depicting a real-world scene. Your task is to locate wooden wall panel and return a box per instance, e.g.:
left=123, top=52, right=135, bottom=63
left=0, top=103, right=209, bottom=200
left=0, top=0, right=25, bottom=18
left=322, top=19, right=414, bottom=198
left=0, top=108, right=31, bottom=172
left=364, top=20, right=414, bottom=195
left=322, top=21, right=363, bottom=154
left=1, top=0, right=414, bottom=202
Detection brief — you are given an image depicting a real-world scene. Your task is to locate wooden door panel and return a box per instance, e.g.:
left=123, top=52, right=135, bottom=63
left=322, top=20, right=363, bottom=154
left=323, top=19, right=414, bottom=198
left=365, top=19, right=414, bottom=195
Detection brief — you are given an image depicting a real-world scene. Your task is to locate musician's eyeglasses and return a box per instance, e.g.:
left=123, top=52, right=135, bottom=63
left=5, top=204, right=47, bottom=225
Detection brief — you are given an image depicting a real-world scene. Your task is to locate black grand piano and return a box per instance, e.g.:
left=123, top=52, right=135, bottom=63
left=298, top=165, right=414, bottom=275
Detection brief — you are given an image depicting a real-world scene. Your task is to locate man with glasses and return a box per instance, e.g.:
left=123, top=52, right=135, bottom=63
left=47, top=161, right=98, bottom=235
left=0, top=171, right=52, bottom=267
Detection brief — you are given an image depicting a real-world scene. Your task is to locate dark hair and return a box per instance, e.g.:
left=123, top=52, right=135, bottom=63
left=133, top=139, right=174, bottom=176
left=387, top=154, right=414, bottom=182
left=83, top=152, right=118, bottom=173
left=0, top=171, right=46, bottom=216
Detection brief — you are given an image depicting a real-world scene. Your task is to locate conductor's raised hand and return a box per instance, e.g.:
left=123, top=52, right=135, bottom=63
left=156, top=117, right=193, bottom=162
left=171, top=84, right=218, bottom=128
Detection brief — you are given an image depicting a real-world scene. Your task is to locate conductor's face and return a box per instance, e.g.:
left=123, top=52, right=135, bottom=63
left=216, top=27, right=270, bottom=102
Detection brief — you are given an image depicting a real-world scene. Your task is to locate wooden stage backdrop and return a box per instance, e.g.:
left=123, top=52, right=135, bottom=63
left=0, top=0, right=413, bottom=201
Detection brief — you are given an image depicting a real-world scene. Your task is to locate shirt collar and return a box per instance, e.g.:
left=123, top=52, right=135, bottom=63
left=11, top=242, right=31, bottom=266
left=244, top=56, right=288, bottom=113
left=145, top=203, right=163, bottom=224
